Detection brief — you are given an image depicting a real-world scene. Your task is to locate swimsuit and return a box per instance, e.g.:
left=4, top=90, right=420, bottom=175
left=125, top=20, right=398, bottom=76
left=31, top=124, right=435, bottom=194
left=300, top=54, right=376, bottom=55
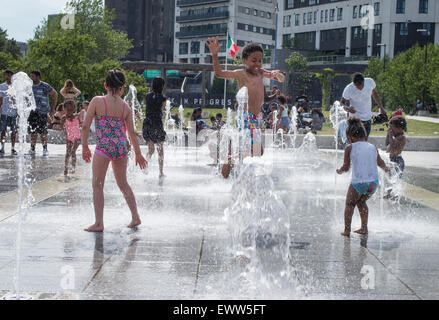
left=64, top=116, right=81, bottom=142
left=352, top=179, right=379, bottom=196
left=237, top=112, right=262, bottom=145
left=94, top=97, right=129, bottom=161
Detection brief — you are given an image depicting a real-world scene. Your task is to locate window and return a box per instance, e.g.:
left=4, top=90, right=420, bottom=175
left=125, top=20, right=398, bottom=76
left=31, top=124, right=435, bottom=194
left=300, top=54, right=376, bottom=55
left=286, top=0, right=294, bottom=10
left=253, top=26, right=257, bottom=32
left=337, top=8, right=343, bottom=21
left=307, top=12, right=312, bottom=24
left=419, top=0, right=428, bottom=14
left=400, top=23, right=408, bottom=36
left=261, top=11, right=265, bottom=18
left=245, top=7, right=250, bottom=14
left=309, top=0, right=316, bottom=4
left=190, top=41, right=200, bottom=54
left=303, top=13, right=306, bottom=25
left=320, top=10, right=324, bottom=23
left=374, top=2, right=380, bottom=16
left=353, top=6, right=358, bottom=18
left=254, top=9, right=258, bottom=16
left=359, top=5, right=363, bottom=18
left=325, top=9, right=328, bottom=22
left=329, top=9, right=335, bottom=21
left=267, top=12, right=271, bottom=19
left=283, top=15, right=291, bottom=27
left=314, top=11, right=317, bottom=24
left=295, top=14, right=300, bottom=26
left=179, top=42, right=188, bottom=55
left=245, top=24, right=249, bottom=31
left=396, top=0, right=405, bottom=14
left=422, top=23, right=431, bottom=36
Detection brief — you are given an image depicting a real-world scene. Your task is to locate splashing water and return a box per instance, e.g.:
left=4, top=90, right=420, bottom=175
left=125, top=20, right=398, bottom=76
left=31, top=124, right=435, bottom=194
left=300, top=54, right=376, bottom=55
left=7, top=72, right=37, bottom=299
left=124, top=85, right=141, bottom=178
left=224, top=164, right=308, bottom=298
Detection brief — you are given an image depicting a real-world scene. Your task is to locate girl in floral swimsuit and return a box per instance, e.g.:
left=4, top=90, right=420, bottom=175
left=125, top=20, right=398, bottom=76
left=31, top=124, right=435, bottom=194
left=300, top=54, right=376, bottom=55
left=81, top=69, right=147, bottom=233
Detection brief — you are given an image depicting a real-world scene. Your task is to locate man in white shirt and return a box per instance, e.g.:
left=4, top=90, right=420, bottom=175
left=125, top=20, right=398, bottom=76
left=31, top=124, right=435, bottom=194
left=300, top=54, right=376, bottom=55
left=341, top=73, right=386, bottom=137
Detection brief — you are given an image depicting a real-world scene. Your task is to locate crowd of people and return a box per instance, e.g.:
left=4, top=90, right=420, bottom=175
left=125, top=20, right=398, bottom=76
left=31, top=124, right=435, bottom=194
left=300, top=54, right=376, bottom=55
left=0, top=39, right=409, bottom=236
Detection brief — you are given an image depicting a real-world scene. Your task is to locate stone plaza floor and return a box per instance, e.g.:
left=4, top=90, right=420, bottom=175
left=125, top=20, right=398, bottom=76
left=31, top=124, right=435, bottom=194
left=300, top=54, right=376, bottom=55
left=0, top=142, right=438, bottom=300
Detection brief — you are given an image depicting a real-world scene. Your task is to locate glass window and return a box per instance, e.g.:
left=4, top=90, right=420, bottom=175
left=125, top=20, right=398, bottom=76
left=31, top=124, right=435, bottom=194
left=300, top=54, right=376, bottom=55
left=303, top=13, right=306, bottom=25
left=419, top=0, right=428, bottom=14
left=179, top=42, right=188, bottom=55
left=325, top=9, right=328, bottom=22
left=337, top=8, right=343, bottom=21
left=374, top=2, right=380, bottom=16
left=353, top=6, right=358, bottom=18
left=396, top=0, right=405, bottom=14
left=400, top=23, right=408, bottom=36
left=286, top=0, right=294, bottom=10
left=314, top=11, right=317, bottom=24
left=267, top=12, right=271, bottom=19
left=261, top=11, right=265, bottom=18
left=307, top=12, right=312, bottom=24
left=190, top=41, right=200, bottom=54
left=254, top=9, right=258, bottom=16
left=422, top=23, right=431, bottom=36
left=329, top=9, right=335, bottom=21
left=296, top=14, right=300, bottom=26
left=320, top=10, right=324, bottom=23
left=359, top=5, right=363, bottom=18
left=245, top=8, right=250, bottom=14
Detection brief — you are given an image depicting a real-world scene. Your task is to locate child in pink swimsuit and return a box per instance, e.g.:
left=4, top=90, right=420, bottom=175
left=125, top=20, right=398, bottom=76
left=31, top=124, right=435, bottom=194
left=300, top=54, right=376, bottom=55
left=81, top=69, right=147, bottom=233
left=62, top=100, right=82, bottom=176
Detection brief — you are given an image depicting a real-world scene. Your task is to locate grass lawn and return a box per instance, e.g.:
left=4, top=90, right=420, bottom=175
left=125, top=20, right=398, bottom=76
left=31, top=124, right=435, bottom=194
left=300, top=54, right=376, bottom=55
left=136, top=108, right=439, bottom=137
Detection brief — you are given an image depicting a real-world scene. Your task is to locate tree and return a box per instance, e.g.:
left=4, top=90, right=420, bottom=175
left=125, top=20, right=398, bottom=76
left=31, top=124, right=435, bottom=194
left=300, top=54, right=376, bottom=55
left=0, top=28, right=21, bottom=59
left=285, top=52, right=312, bottom=91
left=23, top=0, right=146, bottom=100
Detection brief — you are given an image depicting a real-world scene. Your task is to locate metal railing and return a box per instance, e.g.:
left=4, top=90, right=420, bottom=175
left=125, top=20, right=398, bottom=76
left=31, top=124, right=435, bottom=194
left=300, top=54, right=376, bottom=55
left=177, top=10, right=229, bottom=23
left=307, top=55, right=368, bottom=64
left=177, top=0, right=229, bottom=7
left=176, top=27, right=228, bottom=39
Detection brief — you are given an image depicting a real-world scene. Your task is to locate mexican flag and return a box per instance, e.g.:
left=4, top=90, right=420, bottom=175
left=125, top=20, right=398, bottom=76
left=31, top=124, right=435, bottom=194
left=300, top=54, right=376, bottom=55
left=227, top=34, right=239, bottom=59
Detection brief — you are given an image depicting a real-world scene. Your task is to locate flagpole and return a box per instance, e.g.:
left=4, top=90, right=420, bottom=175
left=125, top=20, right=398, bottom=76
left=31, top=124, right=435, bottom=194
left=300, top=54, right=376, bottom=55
left=223, top=29, right=228, bottom=110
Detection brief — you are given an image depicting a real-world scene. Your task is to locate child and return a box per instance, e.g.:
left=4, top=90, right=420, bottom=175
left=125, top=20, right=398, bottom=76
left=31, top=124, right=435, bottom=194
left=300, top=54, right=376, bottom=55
left=278, top=94, right=291, bottom=133
left=82, top=69, right=147, bottom=232
left=60, top=79, right=81, bottom=101
left=385, top=115, right=407, bottom=199
left=337, top=118, right=389, bottom=237
left=61, top=100, right=82, bottom=176
left=206, top=37, right=285, bottom=178
left=142, top=77, right=167, bottom=179
left=50, top=103, right=65, bottom=131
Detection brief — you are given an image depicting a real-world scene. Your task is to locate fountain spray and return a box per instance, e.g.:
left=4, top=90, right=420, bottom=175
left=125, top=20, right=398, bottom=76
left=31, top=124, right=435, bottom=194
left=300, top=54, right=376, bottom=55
left=6, top=72, right=37, bottom=299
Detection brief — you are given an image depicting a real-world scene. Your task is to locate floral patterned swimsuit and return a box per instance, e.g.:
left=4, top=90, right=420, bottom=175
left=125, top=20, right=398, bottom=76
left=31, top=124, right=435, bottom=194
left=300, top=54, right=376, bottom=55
left=95, top=97, right=129, bottom=161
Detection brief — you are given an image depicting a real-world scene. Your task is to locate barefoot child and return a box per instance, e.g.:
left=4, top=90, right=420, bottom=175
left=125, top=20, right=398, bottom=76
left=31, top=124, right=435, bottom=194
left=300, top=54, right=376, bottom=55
left=62, top=100, right=82, bottom=176
left=142, top=77, right=167, bottom=179
left=385, top=115, right=407, bottom=199
left=205, top=38, right=285, bottom=178
left=82, top=69, right=147, bottom=232
left=337, top=118, right=389, bottom=237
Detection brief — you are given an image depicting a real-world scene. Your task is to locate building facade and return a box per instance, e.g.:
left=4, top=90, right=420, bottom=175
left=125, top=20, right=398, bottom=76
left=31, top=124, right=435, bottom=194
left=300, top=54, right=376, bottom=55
left=174, top=0, right=278, bottom=64
left=278, top=0, right=439, bottom=58
left=105, top=0, right=175, bottom=62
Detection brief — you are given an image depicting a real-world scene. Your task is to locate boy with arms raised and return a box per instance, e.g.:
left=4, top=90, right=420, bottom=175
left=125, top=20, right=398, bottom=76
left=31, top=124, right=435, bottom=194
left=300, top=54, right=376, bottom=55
left=205, top=37, right=285, bottom=178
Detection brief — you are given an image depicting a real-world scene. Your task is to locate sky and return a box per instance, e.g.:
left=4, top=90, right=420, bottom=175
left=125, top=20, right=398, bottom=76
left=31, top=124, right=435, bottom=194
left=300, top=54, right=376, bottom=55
left=0, top=0, right=102, bottom=43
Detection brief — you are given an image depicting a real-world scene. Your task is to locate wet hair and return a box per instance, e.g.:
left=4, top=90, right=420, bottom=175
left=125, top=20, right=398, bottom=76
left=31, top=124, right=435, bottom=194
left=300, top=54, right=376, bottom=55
left=346, top=117, right=367, bottom=139
left=152, top=77, right=165, bottom=94
left=105, top=68, right=126, bottom=95
left=64, top=100, right=77, bottom=113
left=5, top=70, right=14, bottom=76
left=390, top=116, right=407, bottom=131
left=278, top=94, right=287, bottom=105
left=242, top=42, right=264, bottom=60
left=216, top=113, right=222, bottom=119
left=30, top=70, right=41, bottom=78
left=353, top=73, right=365, bottom=86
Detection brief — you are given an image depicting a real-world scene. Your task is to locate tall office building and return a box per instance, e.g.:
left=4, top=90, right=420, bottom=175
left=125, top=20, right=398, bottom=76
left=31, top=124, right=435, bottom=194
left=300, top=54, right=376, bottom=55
left=278, top=0, right=439, bottom=58
left=174, top=0, right=278, bottom=64
left=105, top=0, right=175, bottom=62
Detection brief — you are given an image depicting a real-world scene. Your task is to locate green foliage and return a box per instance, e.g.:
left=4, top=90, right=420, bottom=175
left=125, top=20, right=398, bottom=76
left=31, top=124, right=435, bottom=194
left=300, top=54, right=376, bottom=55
left=20, top=0, right=145, bottom=101
left=210, top=76, right=238, bottom=94
left=315, top=68, right=335, bottom=108
left=0, top=27, right=24, bottom=76
left=285, top=51, right=312, bottom=90
left=365, top=44, right=439, bottom=113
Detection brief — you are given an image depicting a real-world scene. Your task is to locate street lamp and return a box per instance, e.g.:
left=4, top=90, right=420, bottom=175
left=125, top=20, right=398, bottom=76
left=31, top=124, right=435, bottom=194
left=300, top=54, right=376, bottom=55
left=272, top=1, right=279, bottom=88
left=377, top=43, right=387, bottom=72
left=417, top=28, right=428, bottom=111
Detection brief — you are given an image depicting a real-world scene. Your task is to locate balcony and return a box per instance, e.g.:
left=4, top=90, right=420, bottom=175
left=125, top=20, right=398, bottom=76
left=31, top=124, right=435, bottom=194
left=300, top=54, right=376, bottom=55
left=177, top=10, right=229, bottom=23
left=177, top=0, right=229, bottom=7
left=307, top=55, right=368, bottom=65
left=176, top=26, right=227, bottom=39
